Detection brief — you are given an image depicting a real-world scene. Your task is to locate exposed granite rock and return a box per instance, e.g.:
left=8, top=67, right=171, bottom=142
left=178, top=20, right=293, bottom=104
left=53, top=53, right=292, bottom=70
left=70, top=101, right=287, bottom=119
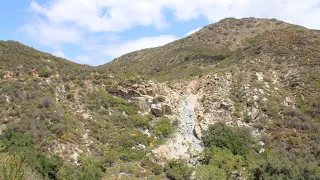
left=151, top=103, right=163, bottom=117
left=162, top=103, right=172, bottom=115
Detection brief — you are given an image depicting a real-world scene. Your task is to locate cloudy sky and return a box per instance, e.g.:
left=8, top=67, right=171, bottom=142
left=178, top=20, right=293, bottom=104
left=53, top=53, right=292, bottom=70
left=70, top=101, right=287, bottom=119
left=1, top=0, right=320, bottom=66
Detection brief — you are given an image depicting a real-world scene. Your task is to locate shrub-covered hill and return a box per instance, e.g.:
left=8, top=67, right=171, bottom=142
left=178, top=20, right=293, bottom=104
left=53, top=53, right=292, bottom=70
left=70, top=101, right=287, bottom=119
left=101, top=18, right=295, bottom=81
left=1, top=17, right=320, bottom=179
left=0, top=40, right=176, bottom=179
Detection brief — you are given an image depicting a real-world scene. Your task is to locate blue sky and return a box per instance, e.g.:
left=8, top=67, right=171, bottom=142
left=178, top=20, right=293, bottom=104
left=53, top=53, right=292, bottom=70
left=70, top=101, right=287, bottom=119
left=1, top=0, right=320, bottom=66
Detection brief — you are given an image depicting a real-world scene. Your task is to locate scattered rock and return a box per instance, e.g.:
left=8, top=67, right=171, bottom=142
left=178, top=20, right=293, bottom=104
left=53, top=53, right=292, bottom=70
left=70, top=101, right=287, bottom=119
left=253, top=95, right=259, bottom=101
left=255, top=72, right=264, bottom=81
left=132, top=84, right=139, bottom=89
left=0, top=124, right=6, bottom=135
left=143, top=129, right=151, bottom=137
left=251, top=107, right=260, bottom=119
left=146, top=88, right=154, bottom=96
left=259, top=89, right=264, bottom=94
left=220, top=99, right=234, bottom=111
left=162, top=103, right=172, bottom=115
left=138, top=88, right=147, bottom=95
left=83, top=113, right=92, bottom=119
left=138, top=144, right=146, bottom=150
left=133, top=97, right=151, bottom=113
left=151, top=145, right=170, bottom=159
left=259, top=141, right=265, bottom=146
left=283, top=96, right=294, bottom=107
left=193, top=125, right=202, bottom=140
left=151, top=103, right=163, bottom=117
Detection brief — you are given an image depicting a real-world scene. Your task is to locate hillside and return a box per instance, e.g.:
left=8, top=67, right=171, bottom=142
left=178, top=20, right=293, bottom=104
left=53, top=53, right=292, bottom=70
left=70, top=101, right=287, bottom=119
left=102, top=18, right=294, bottom=81
left=1, top=18, right=320, bottom=179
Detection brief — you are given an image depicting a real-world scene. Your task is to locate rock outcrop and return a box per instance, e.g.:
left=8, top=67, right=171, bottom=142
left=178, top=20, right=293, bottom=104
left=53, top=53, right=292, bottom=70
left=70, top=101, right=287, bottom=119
left=151, top=103, right=163, bottom=117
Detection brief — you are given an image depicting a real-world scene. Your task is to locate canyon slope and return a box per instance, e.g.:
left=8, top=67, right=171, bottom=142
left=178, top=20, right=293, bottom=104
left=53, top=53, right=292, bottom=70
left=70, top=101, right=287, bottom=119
left=0, top=18, right=319, bottom=179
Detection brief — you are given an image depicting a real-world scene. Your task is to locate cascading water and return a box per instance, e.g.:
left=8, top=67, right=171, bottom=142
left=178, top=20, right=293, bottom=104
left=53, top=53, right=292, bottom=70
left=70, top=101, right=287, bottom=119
left=151, top=94, right=204, bottom=165
left=180, top=100, right=204, bottom=154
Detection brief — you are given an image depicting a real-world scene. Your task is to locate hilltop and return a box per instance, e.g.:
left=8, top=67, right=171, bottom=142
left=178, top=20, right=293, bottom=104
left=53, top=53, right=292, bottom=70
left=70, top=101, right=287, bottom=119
left=103, top=18, right=296, bottom=81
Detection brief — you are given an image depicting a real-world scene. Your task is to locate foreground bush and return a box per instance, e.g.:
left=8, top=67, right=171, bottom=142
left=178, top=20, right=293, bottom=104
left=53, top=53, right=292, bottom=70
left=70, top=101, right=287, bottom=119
left=202, top=122, right=254, bottom=155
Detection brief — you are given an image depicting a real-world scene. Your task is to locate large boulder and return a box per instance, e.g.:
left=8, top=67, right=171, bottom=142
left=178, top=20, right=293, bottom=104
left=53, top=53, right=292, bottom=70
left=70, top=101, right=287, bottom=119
left=151, top=103, right=163, bottom=117
left=133, top=97, right=150, bottom=113
left=162, top=103, right=172, bottom=115
left=146, top=88, right=155, bottom=96
left=117, top=86, right=140, bottom=99
left=193, top=124, right=202, bottom=140
left=151, top=103, right=172, bottom=116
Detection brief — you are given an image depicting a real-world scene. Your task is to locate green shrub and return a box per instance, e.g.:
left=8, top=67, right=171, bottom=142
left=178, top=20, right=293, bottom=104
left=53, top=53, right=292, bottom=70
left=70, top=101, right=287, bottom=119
left=37, top=155, right=62, bottom=179
left=40, top=98, right=53, bottom=109
left=165, top=159, right=193, bottom=180
left=57, top=163, right=79, bottom=180
left=131, top=114, right=151, bottom=129
left=195, top=165, right=227, bottom=180
left=102, top=148, right=118, bottom=167
left=119, top=148, right=146, bottom=162
left=0, top=153, right=28, bottom=180
left=0, top=129, right=62, bottom=179
left=154, top=117, right=174, bottom=138
left=189, top=66, right=203, bottom=77
left=233, top=103, right=242, bottom=118
left=202, top=122, right=254, bottom=155
left=117, top=104, right=138, bottom=115
left=245, top=37, right=256, bottom=43
left=260, top=98, right=282, bottom=118
left=244, top=114, right=252, bottom=123
left=141, top=158, right=163, bottom=175
left=202, top=147, right=248, bottom=175
left=0, top=70, right=5, bottom=78
left=77, top=156, right=104, bottom=180
left=39, top=69, right=52, bottom=78
left=251, top=81, right=264, bottom=88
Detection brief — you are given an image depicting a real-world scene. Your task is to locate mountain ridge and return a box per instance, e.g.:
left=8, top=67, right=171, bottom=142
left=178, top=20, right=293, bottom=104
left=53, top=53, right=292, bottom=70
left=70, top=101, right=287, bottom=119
left=101, top=17, right=306, bottom=81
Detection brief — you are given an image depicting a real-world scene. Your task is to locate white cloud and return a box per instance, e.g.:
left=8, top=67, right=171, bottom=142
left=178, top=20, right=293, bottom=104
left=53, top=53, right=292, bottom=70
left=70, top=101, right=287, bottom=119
left=20, top=17, right=82, bottom=47
left=21, top=0, right=320, bottom=65
left=29, top=0, right=168, bottom=32
left=53, top=50, right=66, bottom=58
left=105, top=35, right=178, bottom=58
left=185, top=27, right=202, bottom=36
left=25, top=0, right=320, bottom=38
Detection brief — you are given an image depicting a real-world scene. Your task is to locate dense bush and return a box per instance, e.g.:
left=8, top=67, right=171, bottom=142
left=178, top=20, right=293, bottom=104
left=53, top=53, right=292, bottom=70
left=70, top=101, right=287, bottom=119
left=195, top=165, right=227, bottom=180
left=199, top=122, right=320, bottom=179
left=39, top=69, right=52, bottom=78
left=154, top=117, right=174, bottom=138
left=0, top=129, right=62, bottom=179
left=202, top=122, right=254, bottom=155
left=164, top=159, right=193, bottom=180
left=0, top=153, right=29, bottom=180
left=202, top=147, right=250, bottom=176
